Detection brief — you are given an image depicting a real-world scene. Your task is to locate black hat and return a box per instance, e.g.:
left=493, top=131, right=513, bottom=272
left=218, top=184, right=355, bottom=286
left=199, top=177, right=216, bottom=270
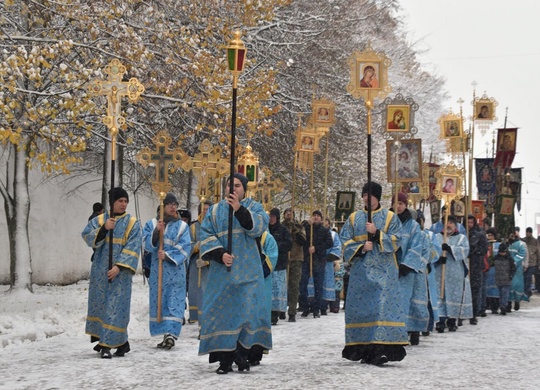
left=526, top=227, right=533, bottom=233
left=163, top=193, right=179, bottom=206
left=92, top=202, right=104, bottom=213
left=179, top=209, right=191, bottom=221
left=270, top=208, right=281, bottom=219
left=498, top=243, right=508, bottom=252
left=361, top=181, right=382, bottom=201
left=108, top=187, right=129, bottom=205
left=231, top=172, right=249, bottom=192
left=312, top=210, right=323, bottom=218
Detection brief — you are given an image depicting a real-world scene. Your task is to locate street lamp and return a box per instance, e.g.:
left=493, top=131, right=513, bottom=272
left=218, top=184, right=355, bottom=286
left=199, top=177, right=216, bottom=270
left=226, top=31, right=247, bottom=272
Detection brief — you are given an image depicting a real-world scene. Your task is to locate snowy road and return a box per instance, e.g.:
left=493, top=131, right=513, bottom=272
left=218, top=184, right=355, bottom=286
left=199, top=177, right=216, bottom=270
left=1, top=278, right=539, bottom=389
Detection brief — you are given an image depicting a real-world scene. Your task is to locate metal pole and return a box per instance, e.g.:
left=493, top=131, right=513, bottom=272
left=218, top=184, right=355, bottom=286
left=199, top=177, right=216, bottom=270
left=226, top=83, right=238, bottom=273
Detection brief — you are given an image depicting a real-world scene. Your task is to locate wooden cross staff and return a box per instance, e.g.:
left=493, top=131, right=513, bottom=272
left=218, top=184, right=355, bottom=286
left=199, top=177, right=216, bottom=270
left=254, top=169, right=284, bottom=210
left=137, top=130, right=188, bottom=322
left=88, top=59, right=144, bottom=273
left=182, top=139, right=228, bottom=201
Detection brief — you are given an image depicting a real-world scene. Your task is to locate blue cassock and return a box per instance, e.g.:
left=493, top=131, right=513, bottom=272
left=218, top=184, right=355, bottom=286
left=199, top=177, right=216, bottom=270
left=323, top=230, right=342, bottom=301
left=262, top=232, right=279, bottom=322
left=485, top=241, right=500, bottom=298
left=143, top=217, right=191, bottom=338
left=187, top=219, right=209, bottom=322
left=509, top=240, right=528, bottom=302
left=339, top=208, right=408, bottom=347
left=435, top=233, right=470, bottom=318
left=82, top=211, right=141, bottom=348
left=397, top=218, right=429, bottom=332
left=423, top=229, right=442, bottom=325
left=198, top=198, right=271, bottom=355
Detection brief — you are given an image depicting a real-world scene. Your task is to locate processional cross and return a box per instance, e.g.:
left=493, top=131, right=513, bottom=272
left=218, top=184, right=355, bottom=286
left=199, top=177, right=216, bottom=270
left=254, top=169, right=284, bottom=210
left=137, top=130, right=188, bottom=322
left=88, top=59, right=144, bottom=273
left=182, top=139, right=228, bottom=201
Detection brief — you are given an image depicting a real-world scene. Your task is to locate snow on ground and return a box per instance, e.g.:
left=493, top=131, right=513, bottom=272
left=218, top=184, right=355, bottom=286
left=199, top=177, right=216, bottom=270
left=1, top=277, right=539, bottom=390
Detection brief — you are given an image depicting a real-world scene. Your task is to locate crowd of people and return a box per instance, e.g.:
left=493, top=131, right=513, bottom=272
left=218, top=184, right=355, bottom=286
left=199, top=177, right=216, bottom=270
left=81, top=177, right=539, bottom=372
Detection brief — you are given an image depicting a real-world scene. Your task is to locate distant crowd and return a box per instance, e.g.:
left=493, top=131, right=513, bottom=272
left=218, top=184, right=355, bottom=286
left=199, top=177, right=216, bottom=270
left=81, top=175, right=539, bottom=372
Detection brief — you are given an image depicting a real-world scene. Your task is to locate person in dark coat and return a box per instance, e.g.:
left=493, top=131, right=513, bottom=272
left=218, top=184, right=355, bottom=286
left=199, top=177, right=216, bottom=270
left=493, top=243, right=517, bottom=315
left=269, top=208, right=292, bottom=325
left=467, top=215, right=488, bottom=324
left=299, top=210, right=334, bottom=318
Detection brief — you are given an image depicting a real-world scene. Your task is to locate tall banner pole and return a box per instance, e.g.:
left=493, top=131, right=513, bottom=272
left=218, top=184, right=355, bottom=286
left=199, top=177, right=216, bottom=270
left=226, top=32, right=247, bottom=273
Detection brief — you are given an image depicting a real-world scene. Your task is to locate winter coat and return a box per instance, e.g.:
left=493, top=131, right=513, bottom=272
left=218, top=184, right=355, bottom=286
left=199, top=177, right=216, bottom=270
left=269, top=221, right=293, bottom=271
left=494, top=253, right=517, bottom=287
left=523, top=236, right=540, bottom=268
left=283, top=219, right=307, bottom=261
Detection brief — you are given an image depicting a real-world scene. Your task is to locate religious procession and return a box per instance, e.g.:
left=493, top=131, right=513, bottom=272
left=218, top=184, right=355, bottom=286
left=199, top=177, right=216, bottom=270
left=77, top=39, right=538, bottom=374
left=1, top=2, right=538, bottom=384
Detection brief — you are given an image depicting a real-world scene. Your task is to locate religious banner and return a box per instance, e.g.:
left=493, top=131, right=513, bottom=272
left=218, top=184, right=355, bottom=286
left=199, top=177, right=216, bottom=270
left=509, top=168, right=522, bottom=212
left=335, top=191, right=355, bottom=222
left=494, top=128, right=517, bottom=169
left=495, top=194, right=516, bottom=239
left=428, top=163, right=439, bottom=201
left=471, top=200, right=485, bottom=224
left=475, top=158, right=496, bottom=203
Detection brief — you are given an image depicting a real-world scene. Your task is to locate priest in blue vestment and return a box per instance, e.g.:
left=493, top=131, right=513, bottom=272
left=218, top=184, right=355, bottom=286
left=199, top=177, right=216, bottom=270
left=198, top=173, right=271, bottom=374
left=143, top=193, right=192, bottom=349
left=434, top=215, right=470, bottom=332
left=339, top=182, right=407, bottom=366
left=82, top=187, right=141, bottom=358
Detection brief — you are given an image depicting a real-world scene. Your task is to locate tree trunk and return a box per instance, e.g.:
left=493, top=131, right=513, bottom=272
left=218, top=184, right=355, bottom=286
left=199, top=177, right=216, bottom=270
left=10, top=141, right=33, bottom=292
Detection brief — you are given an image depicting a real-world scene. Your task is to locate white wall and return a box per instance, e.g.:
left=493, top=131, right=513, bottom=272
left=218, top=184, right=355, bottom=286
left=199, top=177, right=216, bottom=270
left=0, top=170, right=158, bottom=285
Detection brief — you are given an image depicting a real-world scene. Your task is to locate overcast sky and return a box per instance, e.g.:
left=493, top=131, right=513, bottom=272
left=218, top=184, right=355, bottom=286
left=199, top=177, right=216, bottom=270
left=398, top=0, right=540, bottom=233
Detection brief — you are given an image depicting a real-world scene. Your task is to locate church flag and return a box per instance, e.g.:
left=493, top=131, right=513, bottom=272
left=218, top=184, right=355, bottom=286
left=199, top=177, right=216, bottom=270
left=475, top=158, right=496, bottom=210
left=493, top=128, right=517, bottom=169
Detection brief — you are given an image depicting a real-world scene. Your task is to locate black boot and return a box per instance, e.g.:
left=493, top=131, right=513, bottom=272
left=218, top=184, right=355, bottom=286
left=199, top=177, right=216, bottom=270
left=506, top=302, right=512, bottom=313
left=271, top=311, right=279, bottom=325
left=114, top=341, right=131, bottom=356
left=409, top=332, right=420, bottom=346
left=499, top=306, right=507, bottom=315
left=469, top=317, right=478, bottom=325
left=288, top=315, right=296, bottom=322
left=447, top=319, right=458, bottom=332
left=279, top=312, right=286, bottom=320
left=100, top=347, right=112, bottom=359
left=514, top=301, right=520, bottom=311
left=216, top=363, right=233, bottom=374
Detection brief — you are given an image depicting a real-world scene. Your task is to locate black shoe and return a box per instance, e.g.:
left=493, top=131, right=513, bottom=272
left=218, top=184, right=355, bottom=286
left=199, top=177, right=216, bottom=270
left=491, top=309, right=499, bottom=314
left=101, top=348, right=112, bottom=359
left=301, top=309, right=310, bottom=318
left=279, top=312, right=286, bottom=320
left=469, top=317, right=478, bottom=325
left=447, top=319, right=457, bottom=332
left=271, top=312, right=279, bottom=325
left=479, top=311, right=487, bottom=317
left=288, top=315, right=296, bottom=322
left=163, top=335, right=175, bottom=350
left=410, top=332, right=420, bottom=346
left=500, top=306, right=507, bottom=315
left=514, top=302, right=520, bottom=311
left=93, top=344, right=102, bottom=353
left=421, top=331, right=430, bottom=336
left=114, top=341, right=131, bottom=356
left=457, top=319, right=463, bottom=327
left=216, top=363, right=233, bottom=374
left=236, top=356, right=250, bottom=372
left=249, top=360, right=260, bottom=366
left=320, top=310, right=328, bottom=316
left=371, top=354, right=389, bottom=366
left=313, top=311, right=320, bottom=318
left=435, top=321, right=445, bottom=333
